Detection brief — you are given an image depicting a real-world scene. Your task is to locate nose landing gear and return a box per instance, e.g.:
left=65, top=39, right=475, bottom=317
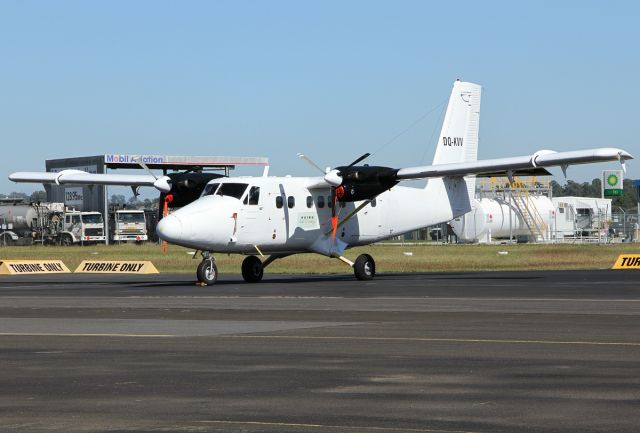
left=196, top=252, right=218, bottom=285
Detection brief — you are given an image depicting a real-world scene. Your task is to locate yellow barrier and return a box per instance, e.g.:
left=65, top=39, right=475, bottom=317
left=612, top=254, right=640, bottom=270
left=0, top=260, right=71, bottom=275
left=75, top=260, right=159, bottom=274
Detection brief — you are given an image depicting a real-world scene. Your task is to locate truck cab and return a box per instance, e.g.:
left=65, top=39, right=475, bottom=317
left=62, top=210, right=106, bottom=244
left=111, top=210, right=148, bottom=243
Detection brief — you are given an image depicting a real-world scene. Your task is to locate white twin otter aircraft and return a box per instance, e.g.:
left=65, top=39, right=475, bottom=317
left=10, top=81, right=633, bottom=284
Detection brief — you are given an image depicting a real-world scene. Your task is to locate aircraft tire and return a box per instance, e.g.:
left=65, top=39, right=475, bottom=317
left=242, top=255, right=264, bottom=283
left=197, top=259, right=218, bottom=285
left=354, top=254, right=375, bottom=280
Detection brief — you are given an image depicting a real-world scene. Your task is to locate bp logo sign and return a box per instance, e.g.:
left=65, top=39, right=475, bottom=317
left=603, top=170, right=623, bottom=197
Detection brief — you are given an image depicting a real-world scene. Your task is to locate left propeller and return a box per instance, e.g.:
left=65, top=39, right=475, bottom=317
left=134, top=160, right=224, bottom=253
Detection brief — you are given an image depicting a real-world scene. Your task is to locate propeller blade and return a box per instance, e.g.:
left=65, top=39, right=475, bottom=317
left=297, top=153, right=327, bottom=175
left=161, top=194, right=174, bottom=255
left=324, top=198, right=374, bottom=237
left=132, top=157, right=159, bottom=180
left=331, top=189, right=338, bottom=240
left=347, top=153, right=371, bottom=167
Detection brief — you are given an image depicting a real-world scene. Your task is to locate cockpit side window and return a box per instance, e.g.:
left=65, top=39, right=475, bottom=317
left=202, top=183, right=220, bottom=196
left=248, top=186, right=260, bottom=205
left=215, top=183, right=248, bottom=199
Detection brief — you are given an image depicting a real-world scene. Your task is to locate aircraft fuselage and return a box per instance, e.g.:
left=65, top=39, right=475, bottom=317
left=156, top=175, right=460, bottom=255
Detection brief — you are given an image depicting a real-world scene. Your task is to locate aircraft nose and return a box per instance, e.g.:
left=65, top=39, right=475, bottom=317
left=156, top=214, right=183, bottom=242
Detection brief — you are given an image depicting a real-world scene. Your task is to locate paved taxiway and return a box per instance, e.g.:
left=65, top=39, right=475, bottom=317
left=0, top=270, right=638, bottom=432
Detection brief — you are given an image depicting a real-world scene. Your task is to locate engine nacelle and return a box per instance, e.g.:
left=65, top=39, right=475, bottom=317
left=334, top=165, right=399, bottom=202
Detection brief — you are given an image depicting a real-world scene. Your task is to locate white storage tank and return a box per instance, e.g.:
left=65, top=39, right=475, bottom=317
left=449, top=196, right=555, bottom=243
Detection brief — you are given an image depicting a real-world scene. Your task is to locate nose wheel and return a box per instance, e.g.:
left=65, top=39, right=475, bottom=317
left=196, top=256, right=218, bottom=285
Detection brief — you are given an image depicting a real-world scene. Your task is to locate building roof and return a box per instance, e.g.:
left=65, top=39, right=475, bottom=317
left=103, top=154, right=269, bottom=170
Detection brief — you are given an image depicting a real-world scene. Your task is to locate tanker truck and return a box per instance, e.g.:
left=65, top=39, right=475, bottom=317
left=0, top=201, right=106, bottom=246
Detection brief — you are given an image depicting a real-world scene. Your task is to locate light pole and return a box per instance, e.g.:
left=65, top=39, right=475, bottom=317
left=616, top=206, right=627, bottom=241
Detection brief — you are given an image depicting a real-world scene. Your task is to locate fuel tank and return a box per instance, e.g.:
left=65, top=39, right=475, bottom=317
left=449, top=196, right=555, bottom=242
left=0, top=204, right=40, bottom=232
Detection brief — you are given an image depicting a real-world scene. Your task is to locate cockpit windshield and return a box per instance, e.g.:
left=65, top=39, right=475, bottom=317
left=203, top=182, right=248, bottom=200
left=202, top=183, right=220, bottom=196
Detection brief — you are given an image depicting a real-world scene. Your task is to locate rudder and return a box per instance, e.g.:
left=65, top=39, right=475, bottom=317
left=431, top=80, right=481, bottom=166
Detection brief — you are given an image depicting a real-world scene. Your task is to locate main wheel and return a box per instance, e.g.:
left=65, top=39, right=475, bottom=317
left=196, top=259, right=218, bottom=285
left=242, top=255, right=264, bottom=283
left=354, top=254, right=375, bottom=280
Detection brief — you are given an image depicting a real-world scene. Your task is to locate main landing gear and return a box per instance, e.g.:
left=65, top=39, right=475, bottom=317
left=241, top=255, right=264, bottom=283
left=195, top=251, right=376, bottom=285
left=195, top=252, right=268, bottom=285
left=353, top=254, right=375, bottom=281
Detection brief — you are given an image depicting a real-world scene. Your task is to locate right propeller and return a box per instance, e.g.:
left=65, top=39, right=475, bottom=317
left=300, top=153, right=400, bottom=240
left=324, top=153, right=399, bottom=202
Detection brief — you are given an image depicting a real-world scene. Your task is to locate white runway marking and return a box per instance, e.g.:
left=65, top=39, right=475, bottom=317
left=193, top=419, right=482, bottom=433
left=0, top=318, right=355, bottom=337
left=217, top=335, right=640, bottom=347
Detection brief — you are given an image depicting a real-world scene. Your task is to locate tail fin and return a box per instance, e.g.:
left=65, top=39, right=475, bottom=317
left=431, top=80, right=481, bottom=165
left=425, top=80, right=482, bottom=219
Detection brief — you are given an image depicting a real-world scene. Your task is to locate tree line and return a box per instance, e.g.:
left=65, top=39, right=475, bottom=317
left=550, top=178, right=638, bottom=211
left=1, top=191, right=159, bottom=210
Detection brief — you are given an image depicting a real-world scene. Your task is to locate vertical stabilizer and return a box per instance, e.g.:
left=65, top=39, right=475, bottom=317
left=425, top=80, right=482, bottom=219
left=431, top=80, right=481, bottom=166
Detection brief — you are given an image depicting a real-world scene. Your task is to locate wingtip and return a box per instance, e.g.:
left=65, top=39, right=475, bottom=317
left=619, top=150, right=634, bottom=160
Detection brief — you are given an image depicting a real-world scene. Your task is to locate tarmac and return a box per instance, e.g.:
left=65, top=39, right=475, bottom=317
left=0, top=270, right=638, bottom=433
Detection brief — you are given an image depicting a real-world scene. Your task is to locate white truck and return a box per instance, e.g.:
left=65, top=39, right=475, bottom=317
left=62, top=210, right=106, bottom=245
left=110, top=209, right=148, bottom=243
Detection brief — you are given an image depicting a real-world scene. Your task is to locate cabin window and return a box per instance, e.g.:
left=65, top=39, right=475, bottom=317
left=287, top=196, right=295, bottom=208
left=248, top=186, right=260, bottom=205
left=371, top=199, right=377, bottom=207
left=327, top=196, right=333, bottom=209
left=317, top=196, right=325, bottom=208
left=275, top=196, right=283, bottom=208
left=306, top=196, right=313, bottom=208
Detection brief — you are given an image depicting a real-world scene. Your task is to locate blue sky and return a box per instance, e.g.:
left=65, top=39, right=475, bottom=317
left=1, top=0, right=638, bottom=196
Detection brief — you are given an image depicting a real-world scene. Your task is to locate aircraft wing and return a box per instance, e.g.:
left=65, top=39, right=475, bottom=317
left=8, top=170, right=157, bottom=187
left=396, top=147, right=633, bottom=180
